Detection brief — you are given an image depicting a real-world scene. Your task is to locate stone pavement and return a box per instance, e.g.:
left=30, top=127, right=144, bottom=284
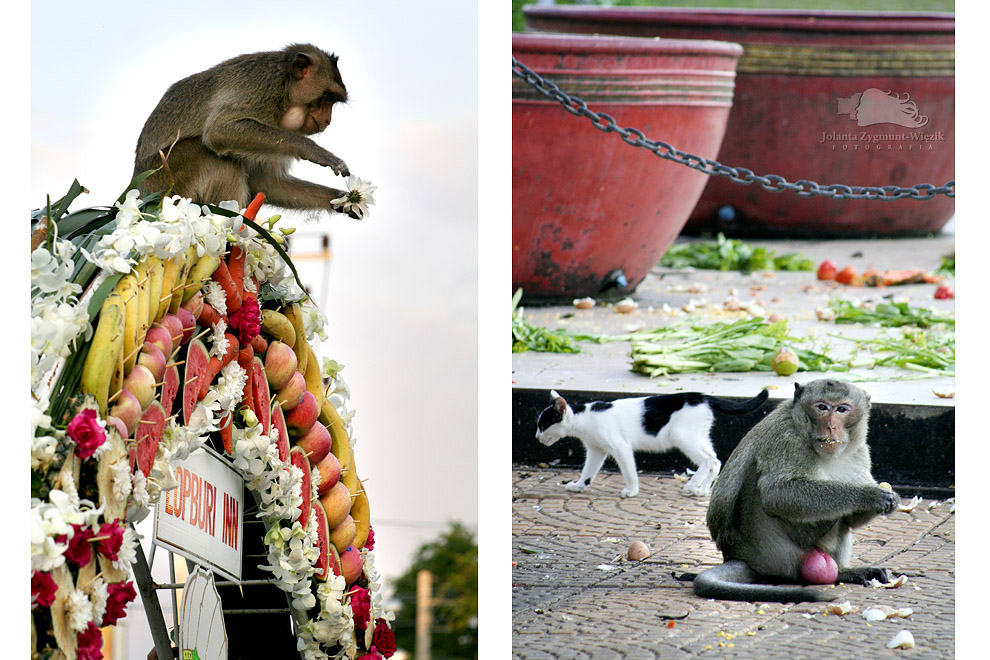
left=511, top=467, right=955, bottom=660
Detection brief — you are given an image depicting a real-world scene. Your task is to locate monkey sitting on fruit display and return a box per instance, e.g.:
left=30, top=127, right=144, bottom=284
left=693, top=379, right=901, bottom=603
left=134, top=43, right=361, bottom=217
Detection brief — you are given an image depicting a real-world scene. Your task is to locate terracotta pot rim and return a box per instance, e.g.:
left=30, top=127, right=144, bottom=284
left=523, top=6, right=954, bottom=35
left=513, top=31, right=744, bottom=58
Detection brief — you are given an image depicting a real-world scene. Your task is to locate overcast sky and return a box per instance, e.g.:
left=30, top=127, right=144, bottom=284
left=29, top=0, right=490, bottom=637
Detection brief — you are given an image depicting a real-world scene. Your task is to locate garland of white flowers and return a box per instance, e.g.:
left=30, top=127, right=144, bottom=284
left=31, top=184, right=393, bottom=660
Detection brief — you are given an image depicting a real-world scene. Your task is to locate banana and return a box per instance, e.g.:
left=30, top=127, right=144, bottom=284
left=115, top=273, right=141, bottom=375
left=260, top=309, right=296, bottom=347
left=109, top=330, right=125, bottom=401
left=320, top=397, right=353, bottom=480
left=302, top=341, right=324, bottom=404
left=350, top=474, right=371, bottom=550
left=182, top=253, right=221, bottom=303
left=283, top=303, right=308, bottom=375
left=80, top=291, right=126, bottom=416
left=168, top=246, right=197, bottom=314
left=146, top=255, right=164, bottom=325
left=134, top=259, right=152, bottom=355
left=156, top=254, right=182, bottom=322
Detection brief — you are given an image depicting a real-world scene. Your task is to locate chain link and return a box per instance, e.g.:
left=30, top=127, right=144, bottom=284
left=512, top=57, right=955, bottom=201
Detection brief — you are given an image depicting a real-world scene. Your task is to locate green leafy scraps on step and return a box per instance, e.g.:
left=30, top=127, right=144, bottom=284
left=833, top=329, right=954, bottom=377
left=564, top=317, right=836, bottom=378
left=659, top=233, right=814, bottom=272
left=511, top=289, right=579, bottom=354
left=830, top=299, right=954, bottom=328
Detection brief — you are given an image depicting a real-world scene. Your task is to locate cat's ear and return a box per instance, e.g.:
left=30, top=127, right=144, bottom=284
left=550, top=389, right=561, bottom=401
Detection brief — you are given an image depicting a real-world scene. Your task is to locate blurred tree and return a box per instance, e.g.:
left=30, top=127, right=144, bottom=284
left=391, top=523, right=478, bottom=660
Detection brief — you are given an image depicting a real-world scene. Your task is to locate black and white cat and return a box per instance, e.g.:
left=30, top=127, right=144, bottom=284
left=535, top=389, right=769, bottom=498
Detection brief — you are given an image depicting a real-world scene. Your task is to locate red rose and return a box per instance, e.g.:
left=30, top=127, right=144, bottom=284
left=228, top=294, right=261, bottom=346
left=64, top=524, right=95, bottom=567
left=365, top=526, right=375, bottom=550
left=372, top=620, right=397, bottom=658
left=102, top=580, right=137, bottom=626
left=351, top=586, right=371, bottom=630
left=67, top=408, right=107, bottom=459
left=77, top=621, right=104, bottom=660
left=96, top=519, right=124, bottom=561
left=32, top=570, right=58, bottom=608
left=357, top=651, right=381, bottom=660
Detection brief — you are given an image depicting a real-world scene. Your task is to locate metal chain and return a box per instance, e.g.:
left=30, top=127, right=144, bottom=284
left=512, top=57, right=955, bottom=201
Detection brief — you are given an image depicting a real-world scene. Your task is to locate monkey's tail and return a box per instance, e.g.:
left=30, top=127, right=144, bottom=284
left=706, top=389, right=769, bottom=415
left=693, top=561, right=834, bottom=603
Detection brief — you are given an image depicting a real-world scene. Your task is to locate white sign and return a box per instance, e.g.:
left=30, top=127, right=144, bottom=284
left=153, top=447, right=244, bottom=582
left=180, top=565, right=228, bottom=660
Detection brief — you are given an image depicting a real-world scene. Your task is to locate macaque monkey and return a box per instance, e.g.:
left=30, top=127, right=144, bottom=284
left=134, top=43, right=358, bottom=215
left=694, top=379, right=900, bottom=602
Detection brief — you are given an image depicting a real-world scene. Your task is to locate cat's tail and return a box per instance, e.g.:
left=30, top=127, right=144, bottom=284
left=705, top=389, right=769, bottom=415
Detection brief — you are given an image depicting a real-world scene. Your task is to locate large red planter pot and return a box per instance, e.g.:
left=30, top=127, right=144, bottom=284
left=513, top=33, right=742, bottom=302
left=524, top=7, right=955, bottom=237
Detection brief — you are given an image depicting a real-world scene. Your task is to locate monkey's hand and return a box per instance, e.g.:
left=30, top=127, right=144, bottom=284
left=875, top=487, right=900, bottom=515
left=564, top=480, right=587, bottom=493
left=312, top=149, right=350, bottom=178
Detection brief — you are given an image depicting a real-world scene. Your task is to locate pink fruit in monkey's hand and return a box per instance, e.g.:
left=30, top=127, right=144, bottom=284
left=801, top=548, right=838, bottom=584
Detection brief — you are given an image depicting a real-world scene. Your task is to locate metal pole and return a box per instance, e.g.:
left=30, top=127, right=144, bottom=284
left=131, top=533, right=175, bottom=660
left=415, top=570, right=433, bottom=660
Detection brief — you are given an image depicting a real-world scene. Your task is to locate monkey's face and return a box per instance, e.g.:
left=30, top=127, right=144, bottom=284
left=806, top=399, right=858, bottom=454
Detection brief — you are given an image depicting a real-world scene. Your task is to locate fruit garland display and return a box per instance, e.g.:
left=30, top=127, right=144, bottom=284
left=31, top=184, right=394, bottom=660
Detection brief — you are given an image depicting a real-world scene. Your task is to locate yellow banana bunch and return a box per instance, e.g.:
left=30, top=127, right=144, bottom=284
left=283, top=304, right=308, bottom=375
left=156, top=253, right=183, bottom=322
left=350, top=477, right=371, bottom=550
left=134, top=259, right=152, bottom=353
left=320, top=396, right=353, bottom=481
left=182, top=253, right=221, bottom=304
left=116, top=273, right=141, bottom=375
left=168, top=247, right=198, bottom=314
left=80, top=291, right=126, bottom=416
left=261, top=309, right=296, bottom=347
left=146, top=255, right=164, bottom=325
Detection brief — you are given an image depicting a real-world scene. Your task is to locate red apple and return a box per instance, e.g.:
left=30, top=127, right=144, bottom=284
left=286, top=391, right=319, bottom=436
left=109, top=388, right=143, bottom=436
left=145, top=323, right=174, bottom=357
left=264, top=340, right=298, bottom=390
left=181, top=291, right=204, bottom=320
left=295, top=421, right=332, bottom=465
left=175, top=307, right=197, bottom=344
left=137, top=342, right=167, bottom=382
left=339, top=545, right=363, bottom=584
left=319, top=481, right=352, bottom=529
left=159, top=314, right=185, bottom=348
left=329, top=515, right=357, bottom=554
left=105, top=415, right=129, bottom=439
left=123, top=364, right=157, bottom=410
left=315, top=453, right=341, bottom=495
left=275, top=371, right=306, bottom=411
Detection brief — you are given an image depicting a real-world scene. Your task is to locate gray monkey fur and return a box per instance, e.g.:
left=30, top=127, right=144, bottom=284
left=694, top=379, right=900, bottom=602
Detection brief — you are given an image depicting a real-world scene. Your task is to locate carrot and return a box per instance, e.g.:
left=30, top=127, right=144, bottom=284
left=220, top=412, right=234, bottom=455
left=251, top=334, right=268, bottom=354
left=211, top=259, right=243, bottom=314
left=199, top=333, right=240, bottom=400
left=244, top=193, right=266, bottom=221
left=228, top=245, right=247, bottom=304
left=237, top=344, right=256, bottom=413
left=198, top=302, right=222, bottom=327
